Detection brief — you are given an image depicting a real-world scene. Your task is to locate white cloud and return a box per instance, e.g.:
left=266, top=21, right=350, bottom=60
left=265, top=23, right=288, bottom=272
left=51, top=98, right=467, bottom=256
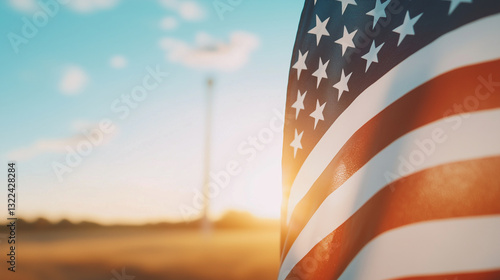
left=59, top=66, right=88, bottom=95
left=8, top=138, right=79, bottom=161
left=8, top=0, right=120, bottom=13
left=159, top=31, right=259, bottom=72
left=7, top=122, right=117, bottom=161
left=159, top=0, right=206, bottom=21
left=109, top=55, right=128, bottom=69
left=160, top=16, right=179, bottom=30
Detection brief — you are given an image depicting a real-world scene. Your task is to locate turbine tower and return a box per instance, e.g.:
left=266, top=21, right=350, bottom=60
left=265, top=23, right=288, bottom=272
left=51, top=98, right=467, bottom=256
left=202, top=77, right=214, bottom=234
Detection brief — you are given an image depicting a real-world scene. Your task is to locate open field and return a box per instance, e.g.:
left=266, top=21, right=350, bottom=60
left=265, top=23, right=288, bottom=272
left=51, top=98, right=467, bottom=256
left=0, top=227, right=281, bottom=280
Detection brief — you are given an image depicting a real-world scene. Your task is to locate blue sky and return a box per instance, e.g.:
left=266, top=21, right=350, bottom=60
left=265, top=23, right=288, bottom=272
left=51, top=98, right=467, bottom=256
left=0, top=0, right=304, bottom=224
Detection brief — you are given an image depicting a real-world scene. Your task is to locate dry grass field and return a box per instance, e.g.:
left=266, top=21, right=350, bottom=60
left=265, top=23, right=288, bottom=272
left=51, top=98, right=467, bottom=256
left=0, top=226, right=281, bottom=280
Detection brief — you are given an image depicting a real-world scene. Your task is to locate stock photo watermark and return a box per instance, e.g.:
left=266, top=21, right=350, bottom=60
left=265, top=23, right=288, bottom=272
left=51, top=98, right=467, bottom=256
left=7, top=0, right=74, bottom=54
left=51, top=65, right=169, bottom=182
left=111, top=267, right=135, bottom=280
left=346, top=0, right=404, bottom=63
left=6, top=162, right=17, bottom=272
left=213, top=0, right=243, bottom=20
left=384, top=73, right=500, bottom=186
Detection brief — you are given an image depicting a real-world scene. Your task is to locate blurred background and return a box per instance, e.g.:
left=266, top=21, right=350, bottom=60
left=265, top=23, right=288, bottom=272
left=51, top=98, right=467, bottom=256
left=0, top=0, right=303, bottom=279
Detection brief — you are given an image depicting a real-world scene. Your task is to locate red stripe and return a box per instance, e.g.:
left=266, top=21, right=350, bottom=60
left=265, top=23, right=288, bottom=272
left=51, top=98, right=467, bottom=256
left=281, top=59, right=500, bottom=259
left=284, top=157, right=500, bottom=280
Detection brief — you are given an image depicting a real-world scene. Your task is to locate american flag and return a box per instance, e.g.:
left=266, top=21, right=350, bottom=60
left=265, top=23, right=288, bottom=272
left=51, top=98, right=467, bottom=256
left=280, top=0, right=500, bottom=279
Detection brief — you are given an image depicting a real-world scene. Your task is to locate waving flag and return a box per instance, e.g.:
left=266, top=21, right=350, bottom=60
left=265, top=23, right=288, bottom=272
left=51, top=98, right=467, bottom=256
left=280, top=0, right=500, bottom=279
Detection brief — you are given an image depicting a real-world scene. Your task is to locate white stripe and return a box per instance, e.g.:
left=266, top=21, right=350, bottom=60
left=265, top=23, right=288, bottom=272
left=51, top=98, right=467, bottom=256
left=338, top=216, right=500, bottom=280
left=286, top=13, right=500, bottom=224
left=278, top=109, right=500, bottom=280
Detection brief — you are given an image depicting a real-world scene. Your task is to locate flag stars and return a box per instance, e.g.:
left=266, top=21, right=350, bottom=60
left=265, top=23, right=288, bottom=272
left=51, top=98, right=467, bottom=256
left=361, top=41, right=384, bottom=72
left=292, top=50, right=309, bottom=80
left=335, top=26, right=358, bottom=56
left=366, top=0, right=391, bottom=29
left=291, top=90, right=307, bottom=120
left=332, top=69, right=352, bottom=101
left=308, top=15, right=330, bottom=46
left=310, top=100, right=326, bottom=129
left=290, top=129, right=304, bottom=158
left=443, top=0, right=473, bottom=15
left=312, top=58, right=330, bottom=88
left=393, top=11, right=423, bottom=46
left=336, top=0, right=357, bottom=15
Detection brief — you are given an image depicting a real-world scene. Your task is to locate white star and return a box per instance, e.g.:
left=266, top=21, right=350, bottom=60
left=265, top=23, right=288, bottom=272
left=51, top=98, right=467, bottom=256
left=292, top=50, right=308, bottom=80
left=443, top=0, right=472, bottom=15
left=291, top=90, right=307, bottom=120
left=336, top=0, right=357, bottom=15
left=312, top=58, right=330, bottom=88
left=308, top=15, right=330, bottom=46
left=335, top=26, right=357, bottom=56
left=332, top=69, right=352, bottom=101
left=393, top=11, right=423, bottom=46
left=310, top=100, right=326, bottom=129
left=361, top=41, right=384, bottom=72
left=366, top=0, right=391, bottom=29
left=290, top=129, right=304, bottom=158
